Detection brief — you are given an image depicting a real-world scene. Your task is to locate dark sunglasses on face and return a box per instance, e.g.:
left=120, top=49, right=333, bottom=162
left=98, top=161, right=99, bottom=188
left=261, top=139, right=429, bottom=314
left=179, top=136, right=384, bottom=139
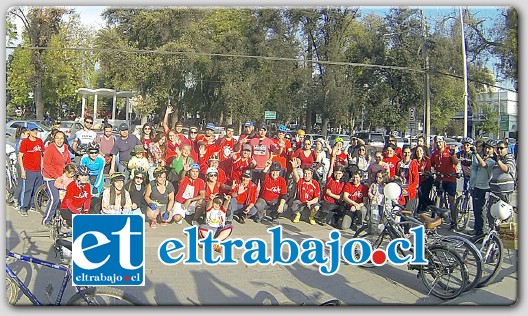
left=135, top=176, right=144, bottom=180
left=190, top=131, right=198, bottom=134
left=208, top=173, right=218, bottom=177
left=85, top=121, right=93, bottom=124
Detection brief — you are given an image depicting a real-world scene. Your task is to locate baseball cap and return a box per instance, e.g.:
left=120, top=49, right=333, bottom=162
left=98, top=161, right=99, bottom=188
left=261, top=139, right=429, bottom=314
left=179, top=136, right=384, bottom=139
left=27, top=123, right=39, bottom=130
left=206, top=167, right=218, bottom=175
left=242, top=144, right=252, bottom=151
left=119, top=123, right=129, bottom=131
left=297, top=129, right=305, bottom=136
left=244, top=121, right=254, bottom=127
left=190, top=163, right=201, bottom=170
left=241, top=169, right=252, bottom=178
left=270, top=161, right=282, bottom=172
left=259, top=125, right=268, bottom=131
left=206, top=123, right=216, bottom=130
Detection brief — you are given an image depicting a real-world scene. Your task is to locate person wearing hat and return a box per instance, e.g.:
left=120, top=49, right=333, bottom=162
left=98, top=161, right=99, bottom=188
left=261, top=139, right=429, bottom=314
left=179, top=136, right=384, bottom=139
left=196, top=122, right=217, bottom=145
left=273, top=125, right=293, bottom=174
left=128, top=144, right=150, bottom=180
left=17, top=122, right=45, bottom=216
left=227, top=169, right=258, bottom=224
left=430, top=135, right=459, bottom=230
left=230, top=143, right=257, bottom=182
left=468, top=139, right=496, bottom=236
left=72, top=116, right=97, bottom=160
left=293, top=129, right=306, bottom=150
left=247, top=158, right=288, bottom=224
left=457, top=137, right=475, bottom=192
left=290, top=157, right=321, bottom=225
left=248, top=124, right=280, bottom=185
left=109, top=122, right=142, bottom=180
left=316, top=153, right=347, bottom=227
left=206, top=155, right=231, bottom=194
left=80, top=142, right=106, bottom=213
left=234, top=120, right=257, bottom=152
left=172, top=163, right=206, bottom=225
left=188, top=166, right=220, bottom=226
left=488, top=139, right=517, bottom=215
left=101, top=172, right=132, bottom=215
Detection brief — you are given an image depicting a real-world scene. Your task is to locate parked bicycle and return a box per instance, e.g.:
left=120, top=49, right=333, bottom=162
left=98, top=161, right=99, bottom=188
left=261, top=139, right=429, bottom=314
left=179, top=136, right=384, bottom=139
left=352, top=202, right=468, bottom=299
left=34, top=183, right=51, bottom=215
left=429, top=172, right=464, bottom=229
left=472, top=192, right=516, bottom=288
left=6, top=143, right=19, bottom=204
left=454, top=187, right=472, bottom=231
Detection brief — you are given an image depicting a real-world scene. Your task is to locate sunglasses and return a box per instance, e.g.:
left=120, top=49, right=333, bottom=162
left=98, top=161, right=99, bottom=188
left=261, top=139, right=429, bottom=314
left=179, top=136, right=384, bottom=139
left=85, top=121, right=93, bottom=124
left=359, top=148, right=366, bottom=151
left=135, top=176, right=144, bottom=180
left=190, top=131, right=198, bottom=134
left=208, top=173, right=218, bottom=177
left=497, top=147, right=507, bottom=150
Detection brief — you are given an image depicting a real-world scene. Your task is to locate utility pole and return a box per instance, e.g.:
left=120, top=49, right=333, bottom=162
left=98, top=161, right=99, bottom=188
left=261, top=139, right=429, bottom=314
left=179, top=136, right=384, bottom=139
left=421, top=10, right=431, bottom=147
left=460, top=7, right=469, bottom=137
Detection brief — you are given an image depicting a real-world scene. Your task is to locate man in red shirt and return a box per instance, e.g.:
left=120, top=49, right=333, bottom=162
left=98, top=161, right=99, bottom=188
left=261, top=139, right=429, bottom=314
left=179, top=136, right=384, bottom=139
left=341, top=171, right=369, bottom=230
left=216, top=125, right=236, bottom=177
left=230, top=144, right=257, bottom=182
left=430, top=136, right=459, bottom=230
left=172, top=163, right=206, bottom=224
left=247, top=160, right=288, bottom=224
left=227, top=169, right=258, bottom=224
left=290, top=158, right=321, bottom=225
left=17, top=123, right=45, bottom=216
left=316, top=154, right=346, bottom=227
left=234, top=120, right=257, bottom=152
left=248, top=125, right=279, bottom=185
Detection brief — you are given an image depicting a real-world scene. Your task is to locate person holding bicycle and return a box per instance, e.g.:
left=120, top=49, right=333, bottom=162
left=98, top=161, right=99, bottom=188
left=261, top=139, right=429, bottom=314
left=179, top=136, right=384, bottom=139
left=430, top=136, right=459, bottom=230
left=469, top=139, right=495, bottom=236
left=457, top=137, right=474, bottom=191
left=59, top=165, right=92, bottom=227
left=488, top=139, right=517, bottom=225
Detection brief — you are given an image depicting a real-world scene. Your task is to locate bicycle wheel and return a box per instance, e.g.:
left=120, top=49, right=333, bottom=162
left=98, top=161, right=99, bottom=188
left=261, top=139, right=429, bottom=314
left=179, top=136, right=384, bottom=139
left=420, top=244, right=468, bottom=300
left=33, top=183, right=50, bottom=215
left=319, top=299, right=343, bottom=306
left=455, top=195, right=471, bottom=230
left=473, top=234, right=504, bottom=288
left=67, top=287, right=143, bottom=305
left=6, top=276, right=19, bottom=305
left=440, top=236, right=483, bottom=292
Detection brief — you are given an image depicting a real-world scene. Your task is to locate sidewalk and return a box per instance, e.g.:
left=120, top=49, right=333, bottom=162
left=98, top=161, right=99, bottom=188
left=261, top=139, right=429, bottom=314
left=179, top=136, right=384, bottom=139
left=5, top=198, right=519, bottom=307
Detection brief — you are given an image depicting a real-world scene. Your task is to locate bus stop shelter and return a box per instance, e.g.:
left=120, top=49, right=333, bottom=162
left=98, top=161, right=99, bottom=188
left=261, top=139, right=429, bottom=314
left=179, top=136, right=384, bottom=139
left=76, top=88, right=135, bottom=122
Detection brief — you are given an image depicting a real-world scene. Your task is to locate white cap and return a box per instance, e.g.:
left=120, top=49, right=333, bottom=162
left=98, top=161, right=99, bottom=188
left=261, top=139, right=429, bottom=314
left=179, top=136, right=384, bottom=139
left=206, top=167, right=218, bottom=175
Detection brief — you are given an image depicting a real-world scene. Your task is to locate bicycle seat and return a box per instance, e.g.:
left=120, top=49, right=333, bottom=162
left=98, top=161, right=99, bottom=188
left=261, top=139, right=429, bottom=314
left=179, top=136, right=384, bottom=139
left=426, top=205, right=450, bottom=219
left=419, top=213, right=443, bottom=229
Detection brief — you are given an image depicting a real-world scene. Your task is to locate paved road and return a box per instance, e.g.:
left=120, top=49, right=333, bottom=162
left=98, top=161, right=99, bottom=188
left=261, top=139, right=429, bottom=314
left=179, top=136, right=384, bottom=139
left=5, top=193, right=518, bottom=307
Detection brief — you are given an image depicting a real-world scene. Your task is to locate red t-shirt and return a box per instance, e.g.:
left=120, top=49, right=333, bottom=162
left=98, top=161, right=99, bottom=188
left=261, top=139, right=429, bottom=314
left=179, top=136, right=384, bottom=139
left=430, top=146, right=457, bottom=182
left=19, top=137, right=44, bottom=171
left=174, top=176, right=205, bottom=204
left=229, top=180, right=258, bottom=206
left=216, top=137, right=235, bottom=162
left=296, top=178, right=321, bottom=203
left=231, top=154, right=253, bottom=182
left=343, top=182, right=368, bottom=204
left=259, top=174, right=287, bottom=201
left=204, top=182, right=221, bottom=201
left=60, top=181, right=91, bottom=213
left=292, top=148, right=316, bottom=169
left=383, top=155, right=401, bottom=179
left=323, top=177, right=346, bottom=204
left=273, top=138, right=292, bottom=161
left=335, top=151, right=348, bottom=166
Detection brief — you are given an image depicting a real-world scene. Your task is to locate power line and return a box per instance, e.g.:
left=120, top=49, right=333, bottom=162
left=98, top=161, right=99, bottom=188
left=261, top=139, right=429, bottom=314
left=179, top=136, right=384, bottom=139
left=6, top=45, right=515, bottom=92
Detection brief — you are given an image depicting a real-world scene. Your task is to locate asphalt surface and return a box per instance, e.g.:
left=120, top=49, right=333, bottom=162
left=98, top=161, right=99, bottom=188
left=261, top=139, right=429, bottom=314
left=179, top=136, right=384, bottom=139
left=5, top=191, right=518, bottom=307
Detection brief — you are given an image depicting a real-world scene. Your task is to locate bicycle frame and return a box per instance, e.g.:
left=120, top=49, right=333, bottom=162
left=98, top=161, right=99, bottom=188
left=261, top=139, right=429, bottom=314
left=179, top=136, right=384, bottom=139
left=6, top=249, right=90, bottom=306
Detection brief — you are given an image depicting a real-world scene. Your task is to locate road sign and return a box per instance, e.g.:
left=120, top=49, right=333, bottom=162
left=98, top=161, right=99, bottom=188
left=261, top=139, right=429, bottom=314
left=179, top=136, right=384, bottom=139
left=264, top=111, right=276, bottom=120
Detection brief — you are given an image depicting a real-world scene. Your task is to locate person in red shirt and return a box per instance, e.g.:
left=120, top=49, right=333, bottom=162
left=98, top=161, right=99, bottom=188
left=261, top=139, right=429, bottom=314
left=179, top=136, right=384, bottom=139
left=191, top=167, right=221, bottom=226
left=341, top=171, right=369, bottom=230
left=172, top=163, right=205, bottom=225
left=207, top=155, right=231, bottom=194
left=382, top=144, right=400, bottom=179
left=413, top=145, right=433, bottom=213
left=430, top=136, right=459, bottom=230
left=290, top=158, right=321, bottom=225
left=17, top=123, right=45, bottom=215
left=273, top=125, right=293, bottom=172
left=234, top=121, right=257, bottom=152
left=227, top=169, right=258, bottom=224
left=291, top=138, right=316, bottom=170
left=316, top=153, right=346, bottom=227
left=383, top=134, right=403, bottom=159
left=187, top=126, right=200, bottom=161
left=216, top=125, right=236, bottom=176
left=230, top=144, right=257, bottom=182
left=248, top=160, right=288, bottom=224
left=59, top=165, right=91, bottom=227
left=395, top=145, right=420, bottom=214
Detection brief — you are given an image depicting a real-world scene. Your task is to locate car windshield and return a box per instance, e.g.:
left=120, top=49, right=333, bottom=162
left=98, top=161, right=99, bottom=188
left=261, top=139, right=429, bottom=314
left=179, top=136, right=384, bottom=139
left=371, top=134, right=384, bottom=142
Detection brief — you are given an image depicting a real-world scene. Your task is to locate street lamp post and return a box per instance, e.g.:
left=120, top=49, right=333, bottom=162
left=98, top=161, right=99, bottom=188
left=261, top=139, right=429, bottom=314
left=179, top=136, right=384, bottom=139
left=421, top=10, right=431, bottom=147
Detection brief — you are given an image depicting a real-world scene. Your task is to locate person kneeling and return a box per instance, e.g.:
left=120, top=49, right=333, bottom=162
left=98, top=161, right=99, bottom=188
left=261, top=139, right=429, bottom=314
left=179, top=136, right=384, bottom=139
left=59, top=165, right=91, bottom=227
left=290, top=158, right=321, bottom=225
left=101, top=172, right=132, bottom=214
left=198, top=195, right=233, bottom=253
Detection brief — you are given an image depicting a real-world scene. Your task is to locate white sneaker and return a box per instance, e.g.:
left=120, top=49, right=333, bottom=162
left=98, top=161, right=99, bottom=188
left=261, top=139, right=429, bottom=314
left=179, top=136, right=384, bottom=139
left=176, top=218, right=183, bottom=225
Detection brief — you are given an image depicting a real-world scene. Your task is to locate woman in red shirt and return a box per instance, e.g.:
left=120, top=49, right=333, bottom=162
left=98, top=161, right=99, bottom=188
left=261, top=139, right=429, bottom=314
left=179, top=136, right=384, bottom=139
left=413, top=145, right=433, bottom=214
left=192, top=167, right=220, bottom=226
left=382, top=144, right=400, bottom=179
left=395, top=145, right=420, bottom=214
left=59, top=166, right=91, bottom=227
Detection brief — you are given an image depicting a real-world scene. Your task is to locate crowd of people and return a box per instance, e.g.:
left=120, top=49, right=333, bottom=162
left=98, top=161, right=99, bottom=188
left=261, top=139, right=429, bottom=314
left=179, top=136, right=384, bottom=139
left=10, top=108, right=517, bottom=248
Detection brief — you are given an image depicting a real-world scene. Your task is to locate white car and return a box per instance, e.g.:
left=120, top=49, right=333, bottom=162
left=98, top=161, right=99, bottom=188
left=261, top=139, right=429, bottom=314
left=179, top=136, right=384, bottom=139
left=5, top=120, right=51, bottom=142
